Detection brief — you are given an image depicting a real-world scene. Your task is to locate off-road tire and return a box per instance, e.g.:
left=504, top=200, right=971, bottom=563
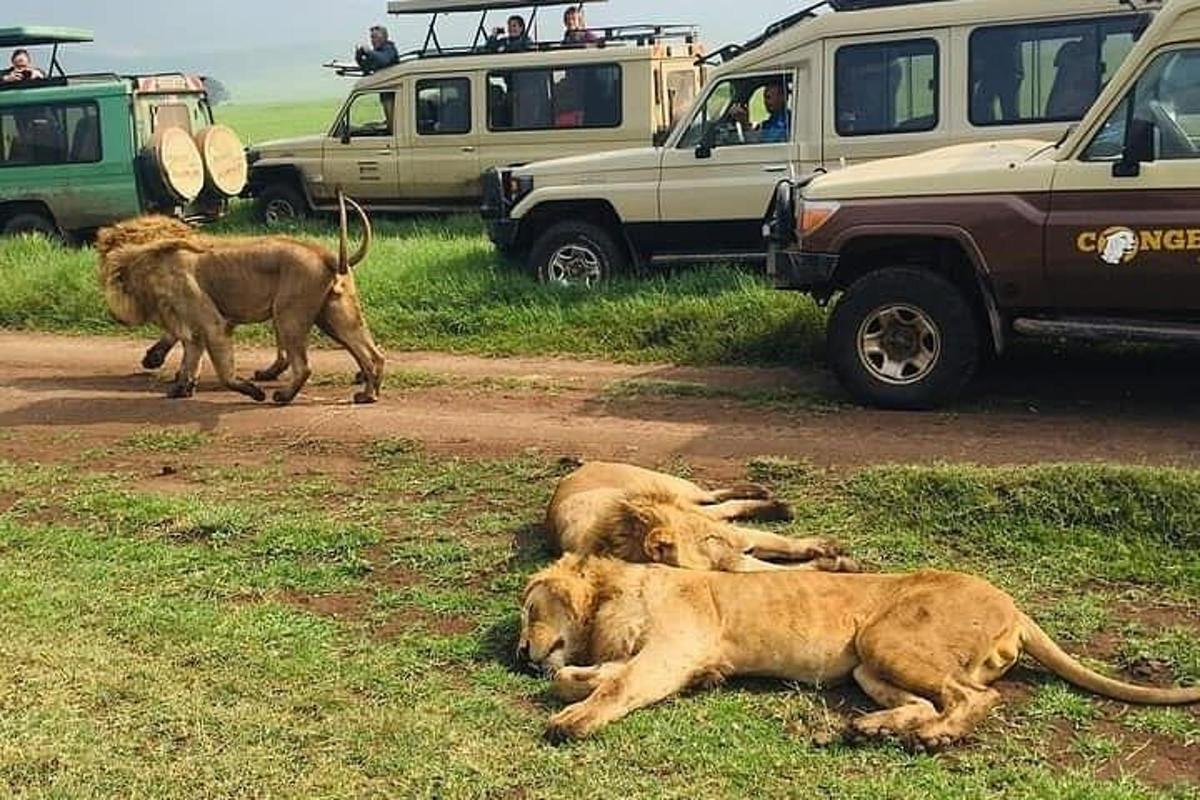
left=3, top=211, right=59, bottom=239
left=827, top=267, right=979, bottom=410
left=530, top=221, right=627, bottom=288
left=256, top=182, right=309, bottom=226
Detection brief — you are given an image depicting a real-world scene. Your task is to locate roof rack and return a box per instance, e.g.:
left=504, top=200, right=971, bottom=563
left=0, top=26, right=94, bottom=78
left=696, top=0, right=1161, bottom=68
left=325, top=12, right=698, bottom=76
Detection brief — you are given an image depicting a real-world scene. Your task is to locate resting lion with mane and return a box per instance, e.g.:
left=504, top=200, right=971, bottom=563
left=97, top=194, right=384, bottom=404
left=519, top=555, right=1200, bottom=746
left=547, top=461, right=855, bottom=572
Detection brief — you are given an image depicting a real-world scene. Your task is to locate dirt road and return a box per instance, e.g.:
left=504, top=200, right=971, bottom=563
left=2, top=331, right=1198, bottom=469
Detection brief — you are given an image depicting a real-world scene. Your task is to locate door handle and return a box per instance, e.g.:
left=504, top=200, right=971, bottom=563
left=762, top=165, right=789, bottom=174
left=461, top=146, right=477, bottom=153
left=375, top=149, right=393, bottom=156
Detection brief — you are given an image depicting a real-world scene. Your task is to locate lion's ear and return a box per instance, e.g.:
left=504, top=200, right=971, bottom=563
left=619, top=498, right=656, bottom=531
left=643, top=528, right=678, bottom=565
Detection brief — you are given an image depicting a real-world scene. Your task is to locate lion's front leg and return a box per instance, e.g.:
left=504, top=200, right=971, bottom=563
left=142, top=335, right=177, bottom=370
left=165, top=337, right=203, bottom=399
left=545, top=651, right=705, bottom=743
left=550, top=663, right=626, bottom=702
left=735, top=528, right=858, bottom=571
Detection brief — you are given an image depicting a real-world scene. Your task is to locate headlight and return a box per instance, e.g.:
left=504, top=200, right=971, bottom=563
left=507, top=173, right=534, bottom=205
left=798, top=200, right=839, bottom=238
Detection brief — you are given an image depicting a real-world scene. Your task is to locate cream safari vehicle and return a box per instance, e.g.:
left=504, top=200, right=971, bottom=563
left=766, top=0, right=1200, bottom=409
left=244, top=0, right=705, bottom=223
left=483, top=0, right=1162, bottom=285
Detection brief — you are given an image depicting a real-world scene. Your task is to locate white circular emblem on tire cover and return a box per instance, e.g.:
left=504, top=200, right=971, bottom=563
left=149, top=127, right=205, bottom=202
left=196, top=124, right=248, bottom=197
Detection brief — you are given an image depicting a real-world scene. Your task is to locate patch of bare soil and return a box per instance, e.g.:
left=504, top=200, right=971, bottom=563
left=3, top=332, right=1200, bottom=470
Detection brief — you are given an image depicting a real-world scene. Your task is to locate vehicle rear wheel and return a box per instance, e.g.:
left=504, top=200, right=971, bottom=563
left=827, top=267, right=979, bottom=410
left=530, top=221, right=627, bottom=289
left=3, top=211, right=59, bottom=239
left=256, top=183, right=309, bottom=226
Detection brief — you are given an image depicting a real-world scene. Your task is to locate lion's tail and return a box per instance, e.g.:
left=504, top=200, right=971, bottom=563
left=1020, top=614, right=1200, bottom=705
left=335, top=190, right=372, bottom=274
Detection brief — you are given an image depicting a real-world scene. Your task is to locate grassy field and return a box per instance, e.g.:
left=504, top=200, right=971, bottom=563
left=216, top=99, right=343, bottom=145
left=1, top=438, right=1198, bottom=798
left=0, top=210, right=826, bottom=366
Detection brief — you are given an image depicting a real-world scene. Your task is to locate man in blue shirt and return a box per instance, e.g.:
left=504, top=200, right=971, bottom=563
left=729, top=81, right=791, bottom=144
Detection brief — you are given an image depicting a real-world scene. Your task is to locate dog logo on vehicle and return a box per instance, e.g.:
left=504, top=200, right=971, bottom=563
left=1095, top=227, right=1139, bottom=265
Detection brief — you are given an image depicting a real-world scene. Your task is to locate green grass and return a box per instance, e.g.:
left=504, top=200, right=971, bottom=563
left=0, top=210, right=826, bottom=367
left=1, top=450, right=1199, bottom=798
left=215, top=99, right=343, bottom=145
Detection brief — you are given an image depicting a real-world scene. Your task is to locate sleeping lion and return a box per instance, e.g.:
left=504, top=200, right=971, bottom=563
left=547, top=461, right=855, bottom=572
left=519, top=555, right=1200, bottom=747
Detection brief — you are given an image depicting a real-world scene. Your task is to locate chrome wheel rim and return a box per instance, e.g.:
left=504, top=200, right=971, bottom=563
left=263, top=198, right=297, bottom=225
left=546, top=242, right=603, bottom=288
left=856, top=303, right=941, bottom=386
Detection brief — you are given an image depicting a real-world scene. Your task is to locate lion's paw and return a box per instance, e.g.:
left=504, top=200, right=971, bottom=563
left=545, top=704, right=598, bottom=744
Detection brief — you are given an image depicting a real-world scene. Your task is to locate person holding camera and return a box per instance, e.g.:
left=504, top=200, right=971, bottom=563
left=354, top=26, right=399, bottom=74
left=2, top=49, right=46, bottom=83
left=486, top=15, right=531, bottom=53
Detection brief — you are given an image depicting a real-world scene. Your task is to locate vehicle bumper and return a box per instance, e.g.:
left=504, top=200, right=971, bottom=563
left=767, top=245, right=839, bottom=291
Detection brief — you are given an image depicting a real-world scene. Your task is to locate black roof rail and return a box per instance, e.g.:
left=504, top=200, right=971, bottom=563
left=324, top=22, right=700, bottom=76
left=697, top=0, right=1163, bottom=68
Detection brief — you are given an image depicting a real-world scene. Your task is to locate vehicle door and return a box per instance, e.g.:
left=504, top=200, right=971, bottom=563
left=408, top=74, right=479, bottom=202
left=657, top=71, right=798, bottom=254
left=1046, top=46, right=1200, bottom=311
left=322, top=90, right=404, bottom=203
left=0, top=98, right=139, bottom=229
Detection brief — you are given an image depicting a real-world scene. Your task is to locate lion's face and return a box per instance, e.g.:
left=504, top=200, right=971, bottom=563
left=518, top=577, right=588, bottom=675
left=633, top=502, right=743, bottom=571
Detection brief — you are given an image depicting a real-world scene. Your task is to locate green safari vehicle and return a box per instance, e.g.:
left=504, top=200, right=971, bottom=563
left=0, top=27, right=248, bottom=239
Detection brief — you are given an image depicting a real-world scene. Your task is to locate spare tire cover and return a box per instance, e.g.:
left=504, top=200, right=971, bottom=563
left=196, top=124, right=248, bottom=197
left=147, top=127, right=205, bottom=203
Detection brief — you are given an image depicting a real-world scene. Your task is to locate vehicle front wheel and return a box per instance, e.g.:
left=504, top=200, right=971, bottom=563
left=529, top=221, right=627, bottom=289
left=3, top=211, right=59, bottom=239
left=256, top=183, right=309, bottom=226
left=826, top=267, right=979, bottom=410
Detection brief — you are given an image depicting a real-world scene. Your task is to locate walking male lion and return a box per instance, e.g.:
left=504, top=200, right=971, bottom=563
left=518, top=555, right=1200, bottom=746
left=98, top=194, right=384, bottom=404
left=546, top=461, right=854, bottom=572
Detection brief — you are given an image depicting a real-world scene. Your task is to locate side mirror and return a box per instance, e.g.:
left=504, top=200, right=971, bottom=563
left=694, top=142, right=712, bottom=159
left=1114, top=118, right=1156, bottom=178
left=694, top=129, right=715, bottom=160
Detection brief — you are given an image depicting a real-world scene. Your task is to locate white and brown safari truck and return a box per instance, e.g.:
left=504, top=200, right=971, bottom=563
left=243, top=0, right=707, bottom=223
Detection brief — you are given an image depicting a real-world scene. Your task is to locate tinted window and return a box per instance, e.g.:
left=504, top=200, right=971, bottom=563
left=677, top=74, right=793, bottom=148
left=836, top=39, right=939, bottom=136
left=341, top=92, right=395, bottom=138
left=1085, top=48, right=1200, bottom=161
left=0, top=102, right=101, bottom=167
left=417, top=78, right=471, bottom=136
left=970, top=17, right=1142, bottom=126
left=488, top=64, right=621, bottom=131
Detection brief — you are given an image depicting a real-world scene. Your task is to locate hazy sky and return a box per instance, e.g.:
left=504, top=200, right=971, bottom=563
left=23, top=1, right=802, bottom=60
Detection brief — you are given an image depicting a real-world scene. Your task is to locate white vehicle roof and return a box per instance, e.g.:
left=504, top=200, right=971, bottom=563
left=388, top=0, right=605, bottom=14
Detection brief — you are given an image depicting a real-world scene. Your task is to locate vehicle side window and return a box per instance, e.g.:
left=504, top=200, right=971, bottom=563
left=665, top=69, right=698, bottom=128
left=151, top=103, right=193, bottom=134
left=836, top=39, right=938, bottom=137
left=1084, top=48, right=1200, bottom=162
left=0, top=102, right=101, bottom=167
left=970, top=16, right=1143, bottom=126
left=676, top=74, right=793, bottom=149
left=416, top=78, right=471, bottom=136
left=340, top=92, right=395, bottom=139
left=488, top=64, right=621, bottom=131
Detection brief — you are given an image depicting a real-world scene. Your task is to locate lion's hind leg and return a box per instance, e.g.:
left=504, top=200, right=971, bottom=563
left=204, top=327, right=266, bottom=403
left=849, top=665, right=940, bottom=740
left=700, top=498, right=794, bottom=523
left=318, top=292, right=384, bottom=405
